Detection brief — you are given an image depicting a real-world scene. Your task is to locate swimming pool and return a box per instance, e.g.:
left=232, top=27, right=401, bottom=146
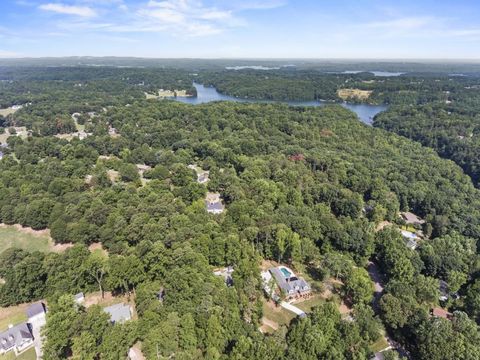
left=280, top=267, right=292, bottom=278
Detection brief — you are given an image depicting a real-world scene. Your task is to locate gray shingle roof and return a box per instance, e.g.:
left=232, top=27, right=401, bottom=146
left=103, top=303, right=132, bottom=324
left=26, top=303, right=45, bottom=318
left=206, top=201, right=224, bottom=212
left=0, top=323, right=33, bottom=352
left=269, top=267, right=310, bottom=295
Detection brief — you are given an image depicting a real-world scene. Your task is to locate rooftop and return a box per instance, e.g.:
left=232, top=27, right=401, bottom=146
left=432, top=307, right=452, bottom=319
left=269, top=266, right=310, bottom=295
left=0, top=323, right=33, bottom=352
left=26, top=303, right=46, bottom=319
left=400, top=230, right=418, bottom=239
left=103, top=303, right=132, bottom=324
left=401, top=212, right=425, bottom=225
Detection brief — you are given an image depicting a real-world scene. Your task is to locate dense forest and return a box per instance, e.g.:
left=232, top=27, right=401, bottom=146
left=374, top=90, right=480, bottom=187
left=1, top=66, right=480, bottom=359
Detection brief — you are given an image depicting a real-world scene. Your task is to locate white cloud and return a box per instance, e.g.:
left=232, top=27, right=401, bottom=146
left=36, top=0, right=283, bottom=37
left=365, top=16, right=435, bottom=31
left=39, top=3, right=97, bottom=17
left=127, top=0, right=242, bottom=36
left=228, top=0, right=287, bottom=11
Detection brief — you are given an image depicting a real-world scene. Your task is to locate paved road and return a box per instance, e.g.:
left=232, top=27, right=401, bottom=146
left=367, top=261, right=411, bottom=359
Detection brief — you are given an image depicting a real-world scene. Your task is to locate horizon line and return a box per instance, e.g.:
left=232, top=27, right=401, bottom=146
left=1, top=56, right=480, bottom=63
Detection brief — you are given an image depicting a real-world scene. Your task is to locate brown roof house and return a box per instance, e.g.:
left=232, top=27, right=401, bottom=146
left=432, top=307, right=453, bottom=320
left=400, top=212, right=425, bottom=225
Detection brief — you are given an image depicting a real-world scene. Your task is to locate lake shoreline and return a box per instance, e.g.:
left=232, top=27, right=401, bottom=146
left=168, top=82, right=389, bottom=125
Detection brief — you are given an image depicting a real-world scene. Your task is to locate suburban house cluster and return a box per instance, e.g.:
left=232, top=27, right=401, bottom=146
left=0, top=303, right=46, bottom=357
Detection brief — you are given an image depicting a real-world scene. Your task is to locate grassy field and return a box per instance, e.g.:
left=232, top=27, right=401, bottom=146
left=0, top=108, right=17, bottom=117
left=74, top=119, right=85, bottom=132
left=295, top=295, right=325, bottom=313
left=400, top=224, right=417, bottom=232
left=337, top=88, right=373, bottom=101
left=0, top=226, right=52, bottom=253
left=0, top=303, right=29, bottom=333
left=369, top=331, right=390, bottom=353
left=262, top=300, right=296, bottom=327
left=0, top=347, right=36, bottom=360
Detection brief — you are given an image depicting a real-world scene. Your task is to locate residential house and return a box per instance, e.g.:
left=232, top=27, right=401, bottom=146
left=213, top=266, right=234, bottom=286
left=108, top=126, right=118, bottom=137
left=261, top=270, right=280, bottom=302
left=26, top=302, right=46, bottom=358
left=432, top=307, right=453, bottom=320
left=205, top=192, right=225, bottom=214
left=188, top=164, right=210, bottom=184
left=400, top=212, right=425, bottom=225
left=26, top=303, right=46, bottom=325
left=438, top=281, right=459, bottom=302
left=269, top=266, right=311, bottom=300
left=401, top=230, right=418, bottom=250
left=103, top=303, right=132, bottom=324
left=0, top=323, right=34, bottom=355
left=439, top=280, right=449, bottom=302
left=197, top=172, right=209, bottom=184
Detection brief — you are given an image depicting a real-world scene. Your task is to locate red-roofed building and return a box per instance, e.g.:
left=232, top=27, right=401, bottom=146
left=432, top=307, right=452, bottom=320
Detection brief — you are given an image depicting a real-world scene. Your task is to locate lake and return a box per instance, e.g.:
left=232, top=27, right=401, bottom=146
left=173, top=83, right=388, bottom=125
left=340, top=70, right=405, bottom=77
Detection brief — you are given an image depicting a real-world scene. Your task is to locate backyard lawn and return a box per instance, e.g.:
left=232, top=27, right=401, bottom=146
left=0, top=347, right=36, bottom=360
left=295, top=295, right=325, bottom=313
left=0, top=303, right=29, bottom=332
left=262, top=300, right=296, bottom=327
left=0, top=226, right=51, bottom=253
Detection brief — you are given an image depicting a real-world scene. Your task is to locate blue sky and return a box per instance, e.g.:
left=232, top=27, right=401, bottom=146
left=1, top=0, right=480, bottom=58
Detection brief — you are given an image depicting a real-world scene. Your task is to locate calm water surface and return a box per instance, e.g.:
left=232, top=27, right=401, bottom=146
left=174, top=83, right=388, bottom=125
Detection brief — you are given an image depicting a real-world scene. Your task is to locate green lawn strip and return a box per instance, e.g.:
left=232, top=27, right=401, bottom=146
left=369, top=333, right=390, bottom=353
left=0, top=311, right=28, bottom=333
left=0, top=226, right=51, bottom=253
left=0, top=347, right=37, bottom=360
